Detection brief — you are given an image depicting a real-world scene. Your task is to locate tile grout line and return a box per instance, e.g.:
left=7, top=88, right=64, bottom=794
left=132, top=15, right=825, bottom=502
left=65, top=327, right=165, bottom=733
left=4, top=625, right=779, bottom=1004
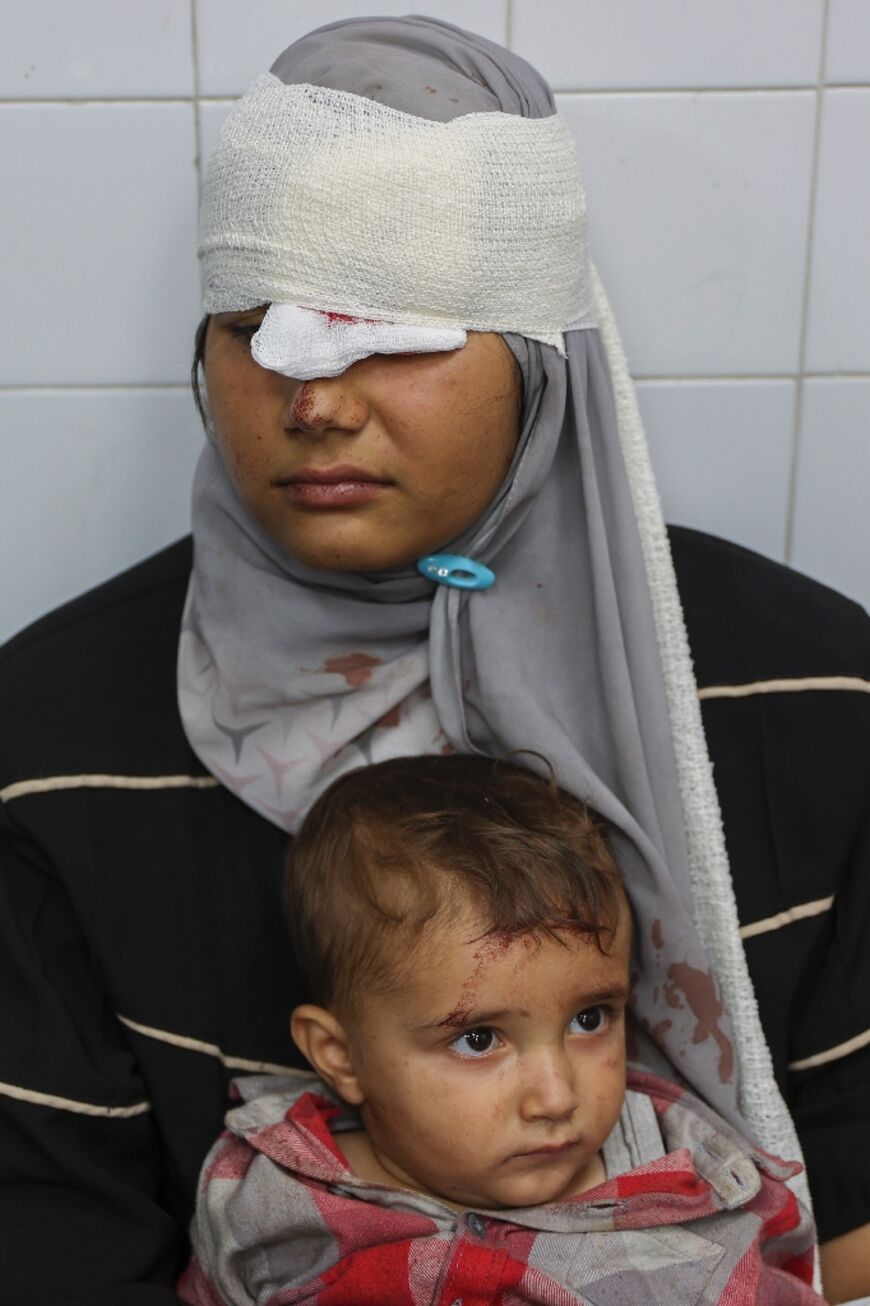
left=0, top=384, right=192, bottom=394
left=189, top=0, right=202, bottom=209
left=631, top=371, right=870, bottom=384
left=784, top=0, right=830, bottom=565
left=634, top=374, right=800, bottom=385
left=555, top=82, right=866, bottom=96
left=0, top=96, right=196, bottom=106
left=505, top=0, right=513, bottom=49
left=2, top=375, right=869, bottom=397
left=2, top=85, right=869, bottom=108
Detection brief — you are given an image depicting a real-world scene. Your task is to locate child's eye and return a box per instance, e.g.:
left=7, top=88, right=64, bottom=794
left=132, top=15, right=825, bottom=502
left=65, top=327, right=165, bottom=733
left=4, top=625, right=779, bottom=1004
left=450, top=1027, right=501, bottom=1058
left=569, top=1007, right=608, bottom=1035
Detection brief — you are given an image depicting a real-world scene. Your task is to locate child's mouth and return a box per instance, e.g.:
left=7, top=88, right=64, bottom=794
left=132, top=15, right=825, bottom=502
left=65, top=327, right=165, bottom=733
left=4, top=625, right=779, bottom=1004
left=513, top=1139, right=580, bottom=1160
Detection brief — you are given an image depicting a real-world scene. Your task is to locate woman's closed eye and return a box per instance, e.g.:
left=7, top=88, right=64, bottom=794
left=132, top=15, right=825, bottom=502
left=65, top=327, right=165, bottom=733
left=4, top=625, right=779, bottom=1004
left=568, top=1006, right=609, bottom=1036
left=216, top=309, right=267, bottom=344
left=226, top=321, right=262, bottom=343
left=450, top=1026, right=502, bottom=1058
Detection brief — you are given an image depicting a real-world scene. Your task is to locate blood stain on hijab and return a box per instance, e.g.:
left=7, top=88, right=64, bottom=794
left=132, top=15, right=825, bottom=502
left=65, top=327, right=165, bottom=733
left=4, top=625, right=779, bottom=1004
left=323, top=653, right=382, bottom=686
left=666, top=961, right=734, bottom=1084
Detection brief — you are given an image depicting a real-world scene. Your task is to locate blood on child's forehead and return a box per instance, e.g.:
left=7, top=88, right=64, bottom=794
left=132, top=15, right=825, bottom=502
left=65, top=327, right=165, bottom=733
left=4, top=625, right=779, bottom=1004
left=410, top=916, right=630, bottom=1018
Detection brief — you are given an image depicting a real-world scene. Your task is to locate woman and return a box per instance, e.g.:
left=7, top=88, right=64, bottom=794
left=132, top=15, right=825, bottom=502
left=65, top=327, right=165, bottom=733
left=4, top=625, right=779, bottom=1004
left=1, top=17, right=868, bottom=1304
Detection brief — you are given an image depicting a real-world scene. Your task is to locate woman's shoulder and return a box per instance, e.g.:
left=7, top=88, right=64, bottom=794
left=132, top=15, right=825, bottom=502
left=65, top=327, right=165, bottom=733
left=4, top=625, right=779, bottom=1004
left=668, top=525, right=870, bottom=688
left=2, top=537, right=193, bottom=666
left=0, top=537, right=196, bottom=784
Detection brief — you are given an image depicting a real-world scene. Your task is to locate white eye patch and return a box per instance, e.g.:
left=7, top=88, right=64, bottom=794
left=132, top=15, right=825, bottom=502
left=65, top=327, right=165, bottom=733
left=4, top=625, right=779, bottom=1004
left=250, top=303, right=467, bottom=380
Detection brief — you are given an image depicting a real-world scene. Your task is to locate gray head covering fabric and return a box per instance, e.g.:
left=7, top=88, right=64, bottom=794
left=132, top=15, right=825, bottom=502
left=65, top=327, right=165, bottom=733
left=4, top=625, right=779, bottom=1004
left=180, top=15, right=807, bottom=1200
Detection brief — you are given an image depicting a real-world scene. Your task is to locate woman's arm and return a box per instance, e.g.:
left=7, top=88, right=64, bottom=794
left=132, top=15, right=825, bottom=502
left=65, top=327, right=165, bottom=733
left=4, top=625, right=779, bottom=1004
left=790, top=810, right=870, bottom=1303
left=671, top=526, right=870, bottom=1277
left=0, top=806, right=187, bottom=1303
left=819, top=1223, right=870, bottom=1303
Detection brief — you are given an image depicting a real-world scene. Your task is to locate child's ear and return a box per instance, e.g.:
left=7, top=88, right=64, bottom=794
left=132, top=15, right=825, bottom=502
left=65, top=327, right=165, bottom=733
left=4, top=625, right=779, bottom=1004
left=290, top=1005, right=365, bottom=1105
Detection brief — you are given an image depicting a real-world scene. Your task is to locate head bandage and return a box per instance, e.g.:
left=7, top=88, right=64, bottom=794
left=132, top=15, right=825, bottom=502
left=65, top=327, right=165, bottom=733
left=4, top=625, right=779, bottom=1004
left=199, top=76, right=596, bottom=375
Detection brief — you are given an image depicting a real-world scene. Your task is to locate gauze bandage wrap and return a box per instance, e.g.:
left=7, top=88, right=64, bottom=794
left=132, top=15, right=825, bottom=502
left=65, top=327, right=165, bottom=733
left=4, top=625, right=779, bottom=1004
left=199, top=76, right=596, bottom=352
left=251, top=305, right=467, bottom=380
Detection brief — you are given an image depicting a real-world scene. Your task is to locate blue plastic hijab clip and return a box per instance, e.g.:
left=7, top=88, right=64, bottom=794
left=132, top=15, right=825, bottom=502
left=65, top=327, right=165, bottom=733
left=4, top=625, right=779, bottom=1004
left=417, top=553, right=496, bottom=591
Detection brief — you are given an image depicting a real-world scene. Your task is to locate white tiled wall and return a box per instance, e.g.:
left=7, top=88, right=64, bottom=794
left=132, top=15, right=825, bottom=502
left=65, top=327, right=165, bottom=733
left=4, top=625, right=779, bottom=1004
left=512, top=0, right=825, bottom=90
left=196, top=0, right=508, bottom=95
left=804, top=89, right=870, bottom=371
left=558, top=91, right=817, bottom=376
left=0, top=390, right=203, bottom=638
left=792, top=378, right=870, bottom=603
left=2, top=0, right=868, bottom=641
left=0, top=102, right=200, bottom=385
left=636, top=381, right=797, bottom=561
left=826, top=0, right=870, bottom=81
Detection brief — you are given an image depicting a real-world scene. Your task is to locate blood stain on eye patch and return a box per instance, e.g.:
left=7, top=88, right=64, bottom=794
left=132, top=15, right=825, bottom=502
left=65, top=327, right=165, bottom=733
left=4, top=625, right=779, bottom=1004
left=323, top=311, right=377, bottom=327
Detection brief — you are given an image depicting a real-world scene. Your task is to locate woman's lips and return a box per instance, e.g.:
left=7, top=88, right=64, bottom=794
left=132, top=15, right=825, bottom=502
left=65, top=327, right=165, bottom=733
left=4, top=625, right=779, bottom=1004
left=276, top=465, right=393, bottom=508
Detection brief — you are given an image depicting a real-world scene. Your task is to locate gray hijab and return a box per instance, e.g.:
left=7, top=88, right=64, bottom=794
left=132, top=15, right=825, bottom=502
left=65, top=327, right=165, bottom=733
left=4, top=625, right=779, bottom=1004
left=180, top=16, right=804, bottom=1181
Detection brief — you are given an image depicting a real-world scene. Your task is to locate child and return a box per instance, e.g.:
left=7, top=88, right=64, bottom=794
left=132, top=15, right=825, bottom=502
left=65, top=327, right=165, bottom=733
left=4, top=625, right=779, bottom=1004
left=179, top=755, right=822, bottom=1304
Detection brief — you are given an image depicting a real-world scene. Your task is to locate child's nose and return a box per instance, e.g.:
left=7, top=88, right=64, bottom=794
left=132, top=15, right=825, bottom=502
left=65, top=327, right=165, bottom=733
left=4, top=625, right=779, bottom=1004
left=519, top=1047, right=579, bottom=1123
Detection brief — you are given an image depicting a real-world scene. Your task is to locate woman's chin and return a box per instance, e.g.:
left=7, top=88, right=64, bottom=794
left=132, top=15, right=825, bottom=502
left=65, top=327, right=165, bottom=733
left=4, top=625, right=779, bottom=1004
left=275, top=529, right=422, bottom=575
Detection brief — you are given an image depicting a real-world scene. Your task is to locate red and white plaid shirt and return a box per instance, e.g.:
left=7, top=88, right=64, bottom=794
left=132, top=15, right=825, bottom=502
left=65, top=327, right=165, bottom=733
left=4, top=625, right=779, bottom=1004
left=179, top=1068, right=820, bottom=1305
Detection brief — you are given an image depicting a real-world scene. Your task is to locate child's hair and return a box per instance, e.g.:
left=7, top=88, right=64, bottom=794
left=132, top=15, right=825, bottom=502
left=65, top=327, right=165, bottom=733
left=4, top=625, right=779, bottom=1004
left=285, top=754, right=625, bottom=1016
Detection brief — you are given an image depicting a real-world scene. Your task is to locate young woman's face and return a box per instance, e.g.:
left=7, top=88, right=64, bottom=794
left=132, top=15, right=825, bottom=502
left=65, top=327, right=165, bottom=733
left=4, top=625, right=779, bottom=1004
left=204, top=311, right=521, bottom=572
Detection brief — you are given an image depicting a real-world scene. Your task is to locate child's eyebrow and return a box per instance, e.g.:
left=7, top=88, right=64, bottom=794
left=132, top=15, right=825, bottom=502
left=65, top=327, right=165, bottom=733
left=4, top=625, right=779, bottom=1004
left=576, top=983, right=631, bottom=1008
left=425, top=1007, right=521, bottom=1031
left=415, top=984, right=630, bottom=1032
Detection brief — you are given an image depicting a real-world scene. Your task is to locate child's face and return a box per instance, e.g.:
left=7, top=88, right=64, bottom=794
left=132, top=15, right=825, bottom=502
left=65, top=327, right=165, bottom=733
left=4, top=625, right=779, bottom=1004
left=346, top=901, right=630, bottom=1210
